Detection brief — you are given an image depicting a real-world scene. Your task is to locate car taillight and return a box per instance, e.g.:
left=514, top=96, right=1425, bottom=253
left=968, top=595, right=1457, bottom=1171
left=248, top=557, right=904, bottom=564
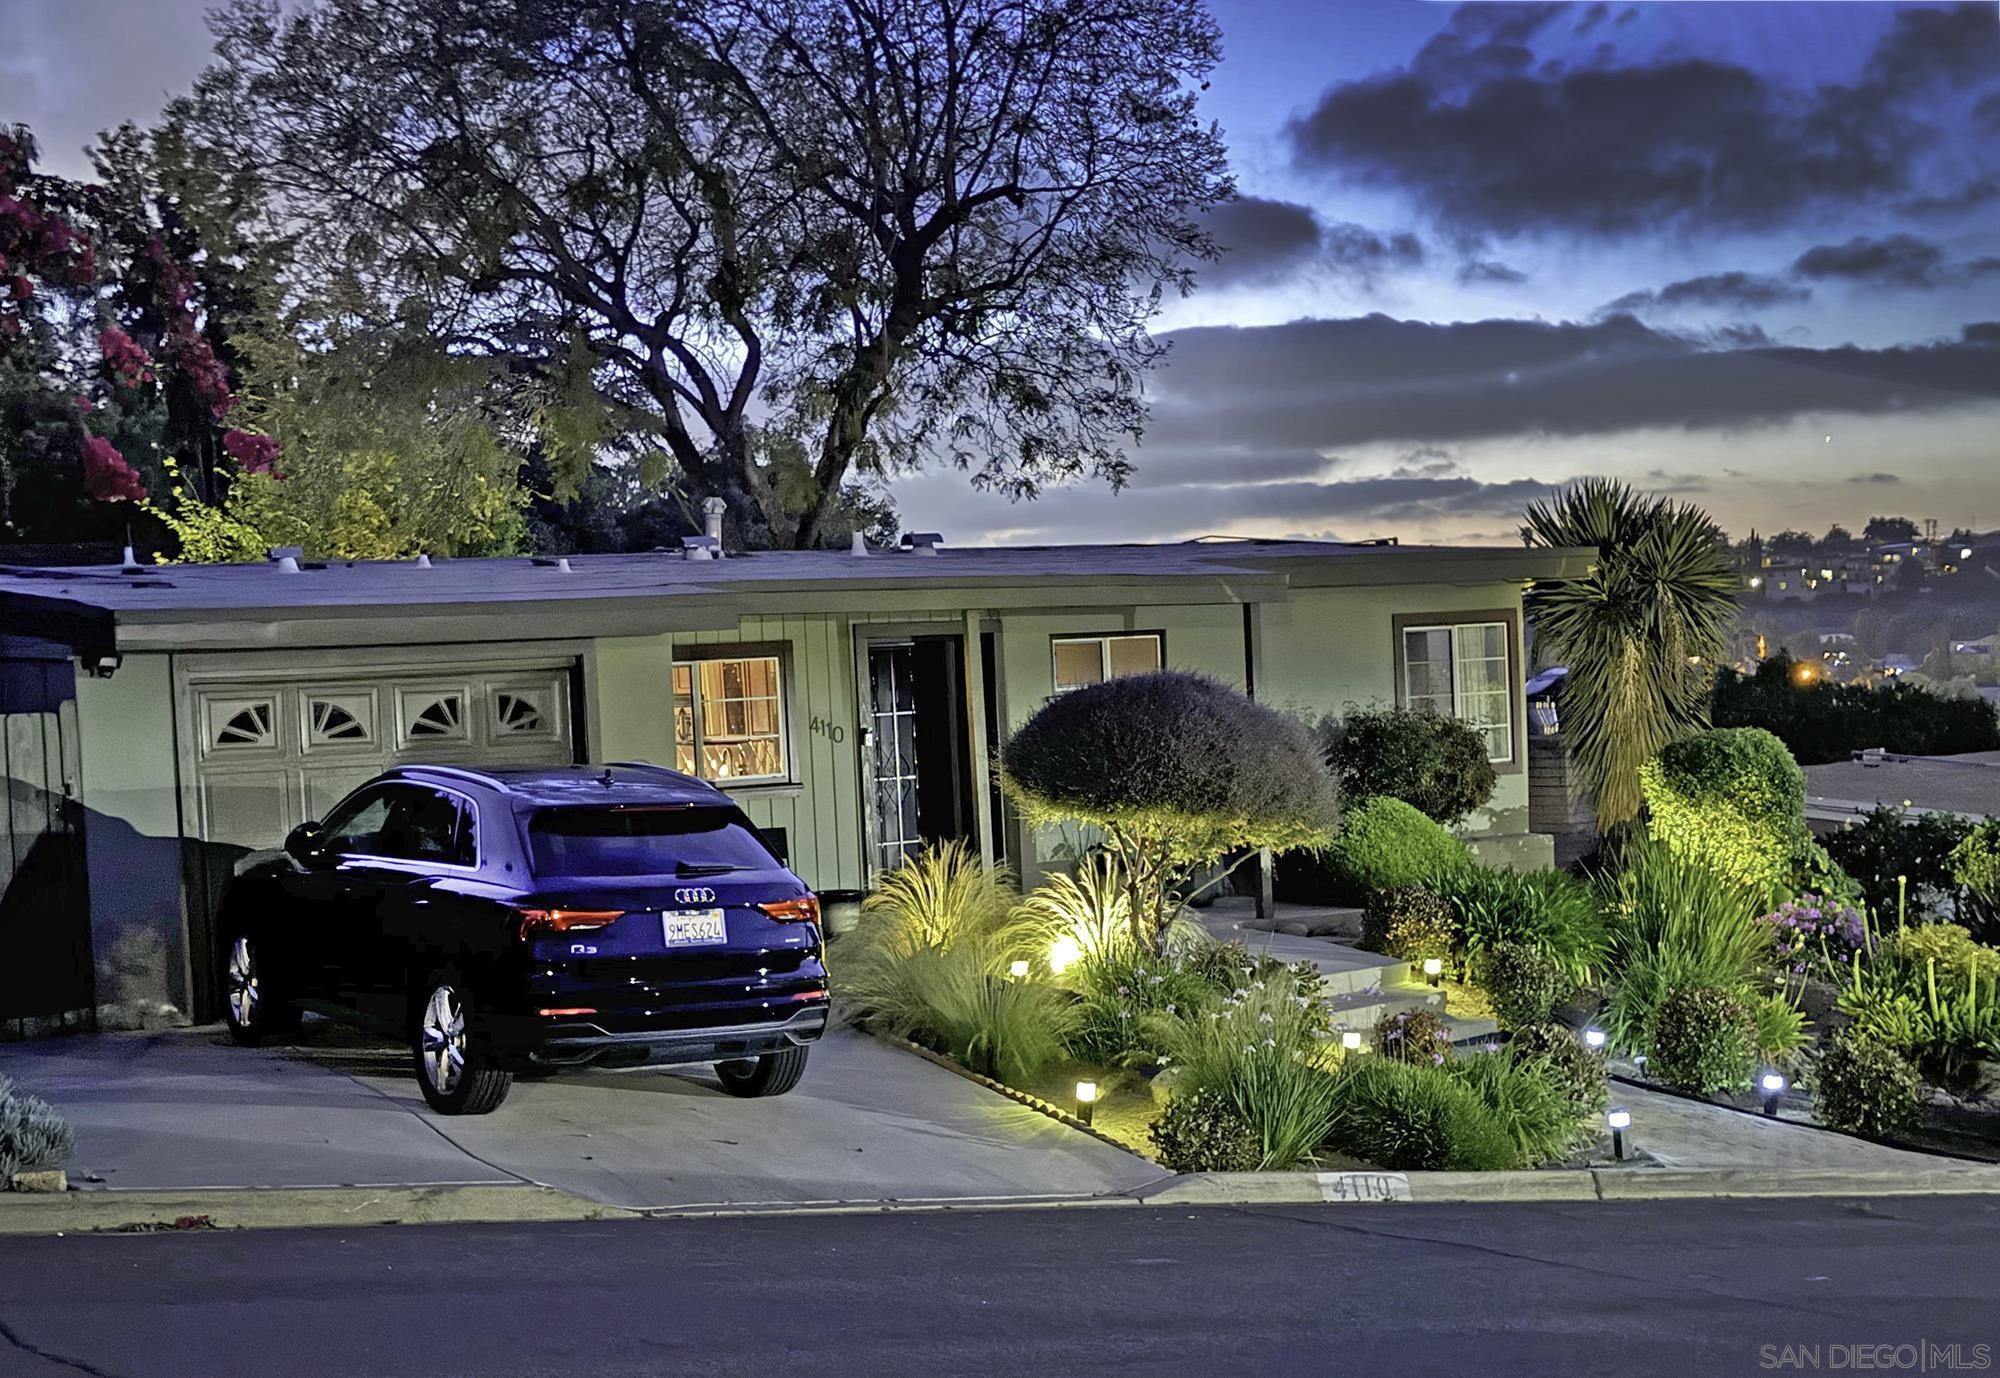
left=515, top=908, right=625, bottom=938
left=757, top=895, right=821, bottom=925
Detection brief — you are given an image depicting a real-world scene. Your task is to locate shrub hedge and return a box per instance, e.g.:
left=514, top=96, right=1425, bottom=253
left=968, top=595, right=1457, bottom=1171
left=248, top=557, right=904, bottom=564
left=1639, top=727, right=1805, bottom=899
left=1712, top=654, right=2000, bottom=766
left=1808, top=1030, right=1925, bottom=1138
left=1320, top=706, right=1496, bottom=826
left=1645, top=985, right=1757, bottom=1095
left=1328, top=796, right=1472, bottom=897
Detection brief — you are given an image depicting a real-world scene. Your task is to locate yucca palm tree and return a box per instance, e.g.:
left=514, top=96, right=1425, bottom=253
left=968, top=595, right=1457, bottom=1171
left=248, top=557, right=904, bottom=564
left=1523, top=478, right=1739, bottom=831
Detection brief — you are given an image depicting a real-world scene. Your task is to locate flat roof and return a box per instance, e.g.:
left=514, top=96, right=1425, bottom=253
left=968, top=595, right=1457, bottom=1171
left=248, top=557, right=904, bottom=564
left=1804, top=750, right=2000, bottom=823
left=0, top=537, right=1593, bottom=653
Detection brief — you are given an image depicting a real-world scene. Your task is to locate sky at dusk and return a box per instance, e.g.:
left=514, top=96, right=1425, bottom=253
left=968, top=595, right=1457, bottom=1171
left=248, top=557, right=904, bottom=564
left=4, top=0, right=1998, bottom=548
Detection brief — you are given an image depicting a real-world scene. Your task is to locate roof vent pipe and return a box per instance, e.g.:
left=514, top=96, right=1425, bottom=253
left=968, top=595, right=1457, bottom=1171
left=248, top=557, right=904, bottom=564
left=701, top=496, right=727, bottom=551
left=850, top=531, right=870, bottom=557
left=415, top=552, right=432, bottom=568
left=275, top=555, right=301, bottom=574
left=681, top=535, right=718, bottom=561
left=119, top=543, right=143, bottom=574
left=902, top=531, right=943, bottom=557
left=557, top=556, right=573, bottom=573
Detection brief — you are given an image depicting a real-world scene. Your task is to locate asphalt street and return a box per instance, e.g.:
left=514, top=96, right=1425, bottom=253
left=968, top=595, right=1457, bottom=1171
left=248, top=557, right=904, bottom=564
left=3, top=1196, right=1998, bottom=1377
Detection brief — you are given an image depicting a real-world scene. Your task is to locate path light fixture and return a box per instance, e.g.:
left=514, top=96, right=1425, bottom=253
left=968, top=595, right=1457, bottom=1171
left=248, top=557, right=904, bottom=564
left=1607, top=1108, right=1632, bottom=1161
left=1760, top=1071, right=1787, bottom=1117
left=1008, top=960, right=1030, bottom=979
left=1341, top=1030, right=1364, bottom=1053
left=1583, top=1027, right=1607, bottom=1051
left=1074, top=1080, right=1098, bottom=1126
left=1422, top=957, right=1443, bottom=987
left=1049, top=935, right=1082, bottom=977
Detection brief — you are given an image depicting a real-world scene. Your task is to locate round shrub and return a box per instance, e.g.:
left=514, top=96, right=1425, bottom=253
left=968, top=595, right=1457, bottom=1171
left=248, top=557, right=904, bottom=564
left=1644, top=985, right=1757, bottom=1095
left=1326, top=1057, right=1518, bottom=1170
left=1330, top=796, right=1473, bottom=897
left=1506, top=1022, right=1608, bottom=1119
left=1639, top=727, right=1806, bottom=898
left=1360, top=886, right=1456, bottom=965
left=1950, top=819, right=2000, bottom=939
left=0, top=1076, right=75, bottom=1182
left=1372, top=1006, right=1455, bottom=1066
left=1883, top=922, right=2000, bottom=986
left=1321, top=707, right=1496, bottom=826
left=1480, top=941, right=1573, bottom=1031
left=1148, top=1086, right=1264, bottom=1173
left=1809, top=1030, right=1924, bottom=1139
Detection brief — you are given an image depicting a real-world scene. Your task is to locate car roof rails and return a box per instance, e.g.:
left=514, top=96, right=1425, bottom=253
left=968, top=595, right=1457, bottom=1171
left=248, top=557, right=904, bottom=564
left=386, top=763, right=509, bottom=793
left=603, top=760, right=702, bottom=782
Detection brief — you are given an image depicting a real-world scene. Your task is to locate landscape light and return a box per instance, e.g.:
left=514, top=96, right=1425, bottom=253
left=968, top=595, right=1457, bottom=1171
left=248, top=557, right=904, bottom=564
left=1607, top=1108, right=1632, bottom=1161
left=1048, top=934, right=1082, bottom=976
left=1963, top=548, right=1974, bottom=560
left=1341, top=1030, right=1363, bottom=1052
left=1008, top=959, right=1030, bottom=979
left=1074, top=1080, right=1099, bottom=1126
left=1422, top=957, right=1443, bottom=987
left=1760, top=1071, right=1787, bottom=1117
left=1583, top=1028, right=1607, bottom=1050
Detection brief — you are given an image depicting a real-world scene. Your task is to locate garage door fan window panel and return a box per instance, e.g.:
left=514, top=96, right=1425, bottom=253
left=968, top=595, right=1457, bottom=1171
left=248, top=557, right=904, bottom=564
left=306, top=695, right=373, bottom=747
left=403, top=691, right=468, bottom=742
left=673, top=655, right=786, bottom=783
left=1401, top=621, right=1513, bottom=763
left=209, top=698, right=276, bottom=750
left=1051, top=633, right=1163, bottom=692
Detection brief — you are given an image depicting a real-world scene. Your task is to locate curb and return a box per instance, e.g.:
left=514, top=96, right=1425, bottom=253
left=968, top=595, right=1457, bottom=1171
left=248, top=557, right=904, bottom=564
left=0, top=1183, right=625, bottom=1236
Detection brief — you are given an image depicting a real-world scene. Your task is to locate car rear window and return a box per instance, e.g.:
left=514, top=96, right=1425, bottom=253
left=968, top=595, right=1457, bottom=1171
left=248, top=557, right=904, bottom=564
left=528, top=806, right=779, bottom=878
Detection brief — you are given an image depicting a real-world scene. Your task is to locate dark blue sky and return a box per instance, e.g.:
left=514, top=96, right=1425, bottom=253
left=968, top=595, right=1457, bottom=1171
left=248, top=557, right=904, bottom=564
left=6, top=0, right=1997, bottom=545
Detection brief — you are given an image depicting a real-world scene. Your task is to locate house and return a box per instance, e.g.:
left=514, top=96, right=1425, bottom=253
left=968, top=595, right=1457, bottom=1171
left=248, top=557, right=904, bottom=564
left=0, top=536, right=1589, bottom=1029
left=1802, top=749, right=2000, bottom=830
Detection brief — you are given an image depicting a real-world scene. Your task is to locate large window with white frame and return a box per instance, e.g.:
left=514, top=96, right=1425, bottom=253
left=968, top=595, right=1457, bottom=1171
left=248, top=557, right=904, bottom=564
left=1398, top=618, right=1515, bottom=765
left=1051, top=632, right=1164, bottom=692
left=672, top=650, right=789, bottom=784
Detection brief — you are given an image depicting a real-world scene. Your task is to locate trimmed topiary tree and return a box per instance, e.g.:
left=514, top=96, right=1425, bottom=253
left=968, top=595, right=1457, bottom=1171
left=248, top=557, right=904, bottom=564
left=1320, top=707, right=1496, bottom=825
left=1000, top=671, right=1339, bottom=955
left=1328, top=796, right=1473, bottom=897
left=1639, top=727, right=1806, bottom=900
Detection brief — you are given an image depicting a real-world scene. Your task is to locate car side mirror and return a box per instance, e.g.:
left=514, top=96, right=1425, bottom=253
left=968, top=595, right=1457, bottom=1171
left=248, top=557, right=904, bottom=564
left=285, top=821, right=324, bottom=862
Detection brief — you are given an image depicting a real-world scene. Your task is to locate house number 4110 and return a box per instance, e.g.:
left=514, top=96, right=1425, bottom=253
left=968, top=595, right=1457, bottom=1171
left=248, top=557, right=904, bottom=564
left=808, top=715, right=846, bottom=744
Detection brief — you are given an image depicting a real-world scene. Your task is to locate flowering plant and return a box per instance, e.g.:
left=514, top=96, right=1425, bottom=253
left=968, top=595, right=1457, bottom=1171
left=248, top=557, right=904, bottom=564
left=1758, top=891, right=1868, bottom=980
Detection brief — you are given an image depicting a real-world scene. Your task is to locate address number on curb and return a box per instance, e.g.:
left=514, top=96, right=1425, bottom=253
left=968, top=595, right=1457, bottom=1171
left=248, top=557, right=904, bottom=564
left=1316, top=1172, right=1411, bottom=1203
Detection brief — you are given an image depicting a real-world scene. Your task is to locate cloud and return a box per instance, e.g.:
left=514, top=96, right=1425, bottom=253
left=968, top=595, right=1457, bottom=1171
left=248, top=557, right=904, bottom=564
left=1848, top=473, right=1902, bottom=485
left=1457, top=258, right=1528, bottom=286
left=1901, top=176, right=2000, bottom=219
left=1285, top=2, right=1999, bottom=239
left=1198, top=196, right=1423, bottom=290
left=1602, top=271, right=1810, bottom=316
left=1792, top=234, right=2000, bottom=289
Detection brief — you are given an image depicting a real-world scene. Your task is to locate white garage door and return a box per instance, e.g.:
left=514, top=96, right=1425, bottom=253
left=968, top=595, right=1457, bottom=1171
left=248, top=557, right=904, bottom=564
left=188, top=659, right=576, bottom=849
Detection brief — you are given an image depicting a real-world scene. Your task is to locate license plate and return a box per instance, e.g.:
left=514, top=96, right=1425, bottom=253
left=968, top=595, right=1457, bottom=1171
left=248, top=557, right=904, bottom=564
left=662, top=909, right=727, bottom=948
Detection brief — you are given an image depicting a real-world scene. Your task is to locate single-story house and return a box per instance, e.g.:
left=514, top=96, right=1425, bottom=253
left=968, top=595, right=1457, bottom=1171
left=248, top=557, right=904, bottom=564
left=0, top=535, right=1589, bottom=1029
left=1803, top=748, right=2000, bottom=830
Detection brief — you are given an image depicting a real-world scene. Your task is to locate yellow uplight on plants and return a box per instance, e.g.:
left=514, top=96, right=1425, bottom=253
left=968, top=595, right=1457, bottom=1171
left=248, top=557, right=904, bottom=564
left=1008, top=959, right=1030, bottom=979
left=1048, top=934, right=1082, bottom=976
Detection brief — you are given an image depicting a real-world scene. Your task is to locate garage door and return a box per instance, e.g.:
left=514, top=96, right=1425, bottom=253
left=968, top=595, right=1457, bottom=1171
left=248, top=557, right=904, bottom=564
left=188, top=660, right=576, bottom=849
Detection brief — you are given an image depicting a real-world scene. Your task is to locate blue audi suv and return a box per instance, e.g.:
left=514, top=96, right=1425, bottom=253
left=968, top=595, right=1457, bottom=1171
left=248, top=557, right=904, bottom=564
left=218, top=763, right=828, bottom=1113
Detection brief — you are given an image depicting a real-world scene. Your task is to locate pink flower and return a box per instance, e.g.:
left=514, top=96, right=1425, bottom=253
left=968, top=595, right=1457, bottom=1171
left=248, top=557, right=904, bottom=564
left=80, top=435, right=146, bottom=503
left=222, top=429, right=280, bottom=476
left=98, top=326, right=153, bottom=389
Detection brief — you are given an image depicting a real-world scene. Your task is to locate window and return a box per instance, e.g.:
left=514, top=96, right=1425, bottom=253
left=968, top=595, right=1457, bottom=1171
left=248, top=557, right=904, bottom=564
left=319, top=785, right=476, bottom=865
left=1051, top=633, right=1164, bottom=692
left=1399, top=619, right=1515, bottom=764
left=528, top=805, right=777, bottom=878
left=672, top=652, right=788, bottom=783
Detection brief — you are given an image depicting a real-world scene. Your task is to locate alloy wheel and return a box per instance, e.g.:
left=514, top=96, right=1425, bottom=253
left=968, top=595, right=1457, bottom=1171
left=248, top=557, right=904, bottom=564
left=226, top=936, right=259, bottom=1027
left=420, top=985, right=467, bottom=1095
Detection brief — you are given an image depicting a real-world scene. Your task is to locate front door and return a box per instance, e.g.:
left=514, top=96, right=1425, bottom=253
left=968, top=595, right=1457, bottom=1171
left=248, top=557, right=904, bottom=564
left=865, top=638, right=976, bottom=876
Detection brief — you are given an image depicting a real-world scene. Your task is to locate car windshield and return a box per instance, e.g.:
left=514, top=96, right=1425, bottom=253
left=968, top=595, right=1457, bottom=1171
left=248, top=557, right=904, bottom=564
left=528, top=806, right=778, bottom=878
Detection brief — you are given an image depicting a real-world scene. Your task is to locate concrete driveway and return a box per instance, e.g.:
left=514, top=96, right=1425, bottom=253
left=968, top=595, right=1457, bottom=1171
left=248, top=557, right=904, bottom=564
left=0, top=1024, right=1162, bottom=1211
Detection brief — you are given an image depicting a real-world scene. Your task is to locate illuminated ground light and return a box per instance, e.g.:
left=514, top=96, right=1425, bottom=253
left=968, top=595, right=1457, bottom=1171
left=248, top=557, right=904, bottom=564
left=1607, top=1108, right=1632, bottom=1160
left=1074, top=1079, right=1099, bottom=1126
left=1582, top=1028, right=1607, bottom=1051
left=1008, top=959, right=1030, bottom=979
left=1049, top=935, right=1082, bottom=976
left=1760, top=1071, right=1787, bottom=1117
left=1422, top=957, right=1443, bottom=988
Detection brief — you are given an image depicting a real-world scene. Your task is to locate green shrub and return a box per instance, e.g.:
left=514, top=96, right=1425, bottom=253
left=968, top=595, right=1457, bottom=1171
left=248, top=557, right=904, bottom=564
left=1950, top=820, right=2000, bottom=940
left=1321, top=707, right=1496, bottom=826
left=1838, top=941, right=2000, bottom=1089
left=1372, top=1006, right=1455, bottom=1065
left=1155, top=965, right=1338, bottom=1169
left=1883, top=924, right=2000, bottom=986
left=1360, top=886, right=1456, bottom=965
left=1439, top=865, right=1606, bottom=986
left=857, top=841, right=1025, bottom=956
left=1600, top=838, right=1768, bottom=1051
left=1325, top=1057, right=1518, bottom=1170
left=1747, top=989, right=1810, bottom=1065
left=1481, top=941, right=1573, bottom=1030
left=841, top=940, right=1077, bottom=1086
left=1148, top=1087, right=1264, bottom=1173
left=1712, top=653, right=2000, bottom=766
left=1000, top=671, right=1339, bottom=953
left=0, top=1076, right=74, bottom=1182
left=1067, top=948, right=1218, bottom=1066
left=1448, top=1050, right=1590, bottom=1166
left=1639, top=727, right=1805, bottom=899
left=1328, top=797, right=1472, bottom=897
left=1809, top=1031, right=1924, bottom=1138
left=1645, top=985, right=1757, bottom=1095
left=1824, top=807, right=1975, bottom=924
left=1506, top=1022, right=1609, bottom=1119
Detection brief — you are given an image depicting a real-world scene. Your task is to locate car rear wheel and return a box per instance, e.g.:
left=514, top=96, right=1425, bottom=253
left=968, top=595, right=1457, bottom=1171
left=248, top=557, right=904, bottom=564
left=222, top=934, right=300, bottom=1045
left=715, top=1045, right=809, bottom=1098
left=413, top=975, right=512, bottom=1114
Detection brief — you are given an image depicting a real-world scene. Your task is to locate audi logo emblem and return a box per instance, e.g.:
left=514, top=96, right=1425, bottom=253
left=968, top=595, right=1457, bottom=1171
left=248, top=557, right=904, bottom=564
left=673, top=887, right=717, bottom=905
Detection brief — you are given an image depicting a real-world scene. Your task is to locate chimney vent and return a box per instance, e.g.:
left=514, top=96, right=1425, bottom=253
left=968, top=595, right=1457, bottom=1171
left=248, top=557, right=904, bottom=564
left=902, top=531, right=943, bottom=557
left=701, top=496, right=727, bottom=550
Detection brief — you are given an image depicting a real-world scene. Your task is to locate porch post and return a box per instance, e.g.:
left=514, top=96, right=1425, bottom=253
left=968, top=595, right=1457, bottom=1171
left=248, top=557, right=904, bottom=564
left=962, top=609, right=995, bottom=871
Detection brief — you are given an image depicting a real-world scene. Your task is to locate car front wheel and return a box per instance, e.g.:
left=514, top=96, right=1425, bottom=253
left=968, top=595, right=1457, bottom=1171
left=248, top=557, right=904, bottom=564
left=715, top=1045, right=809, bottom=1098
left=413, top=975, right=512, bottom=1114
left=223, top=933, right=301, bottom=1045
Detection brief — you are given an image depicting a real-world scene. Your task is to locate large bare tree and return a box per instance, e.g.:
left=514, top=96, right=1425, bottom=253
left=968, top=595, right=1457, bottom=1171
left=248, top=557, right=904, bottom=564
left=186, top=0, right=1230, bottom=546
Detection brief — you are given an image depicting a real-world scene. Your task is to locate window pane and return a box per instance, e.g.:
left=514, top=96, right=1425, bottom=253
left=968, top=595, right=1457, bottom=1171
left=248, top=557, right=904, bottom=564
left=528, top=806, right=778, bottom=878
left=676, top=655, right=786, bottom=782
left=1107, top=635, right=1163, bottom=678
left=1053, top=640, right=1104, bottom=691
left=1403, top=628, right=1452, bottom=707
